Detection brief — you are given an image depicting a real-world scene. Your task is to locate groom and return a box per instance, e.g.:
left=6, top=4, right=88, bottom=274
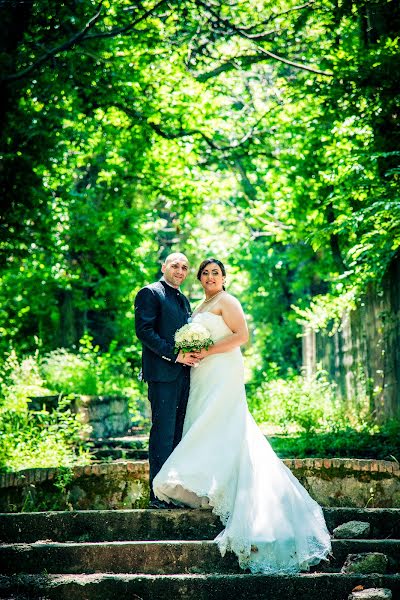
left=134, top=252, right=198, bottom=508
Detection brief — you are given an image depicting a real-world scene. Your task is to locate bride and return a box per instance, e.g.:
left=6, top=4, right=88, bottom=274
left=153, top=258, right=332, bottom=574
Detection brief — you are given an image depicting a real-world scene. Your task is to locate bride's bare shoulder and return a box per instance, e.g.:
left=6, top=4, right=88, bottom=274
left=220, top=292, right=242, bottom=309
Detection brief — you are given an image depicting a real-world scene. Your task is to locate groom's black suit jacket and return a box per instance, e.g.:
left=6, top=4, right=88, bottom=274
left=134, top=280, right=191, bottom=382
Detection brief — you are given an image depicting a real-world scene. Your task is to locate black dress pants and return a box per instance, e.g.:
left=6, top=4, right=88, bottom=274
left=147, top=369, right=190, bottom=500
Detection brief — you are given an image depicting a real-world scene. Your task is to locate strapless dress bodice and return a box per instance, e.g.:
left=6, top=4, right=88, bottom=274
left=192, top=311, right=232, bottom=342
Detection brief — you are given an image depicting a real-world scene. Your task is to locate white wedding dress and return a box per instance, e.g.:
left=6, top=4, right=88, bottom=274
left=153, top=311, right=332, bottom=574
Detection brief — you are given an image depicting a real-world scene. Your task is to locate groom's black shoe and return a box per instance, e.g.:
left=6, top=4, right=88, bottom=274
left=148, top=499, right=173, bottom=509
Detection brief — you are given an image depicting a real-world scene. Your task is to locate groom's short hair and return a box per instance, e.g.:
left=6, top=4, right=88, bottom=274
left=164, top=252, right=189, bottom=266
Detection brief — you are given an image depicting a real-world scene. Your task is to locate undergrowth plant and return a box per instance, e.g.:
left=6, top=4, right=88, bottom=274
left=248, top=368, right=360, bottom=434
left=0, top=336, right=144, bottom=472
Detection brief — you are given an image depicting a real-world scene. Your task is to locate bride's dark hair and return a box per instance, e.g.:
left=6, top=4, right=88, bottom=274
left=197, top=258, right=226, bottom=291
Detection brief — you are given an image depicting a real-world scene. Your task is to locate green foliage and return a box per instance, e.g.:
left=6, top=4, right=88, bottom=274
left=41, top=334, right=135, bottom=397
left=0, top=336, right=145, bottom=472
left=248, top=368, right=399, bottom=460
left=248, top=369, right=356, bottom=434
left=247, top=362, right=400, bottom=460
left=0, top=350, right=91, bottom=472
left=269, top=421, right=400, bottom=461
left=0, top=348, right=52, bottom=412
left=0, top=0, right=399, bottom=435
left=0, top=407, right=90, bottom=473
left=292, top=289, right=358, bottom=334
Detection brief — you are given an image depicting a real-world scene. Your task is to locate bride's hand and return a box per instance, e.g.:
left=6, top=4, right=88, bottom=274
left=195, top=348, right=210, bottom=360
left=176, top=351, right=200, bottom=366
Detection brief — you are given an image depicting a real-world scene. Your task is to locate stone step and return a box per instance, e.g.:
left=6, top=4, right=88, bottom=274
left=1, top=573, right=400, bottom=600
left=1, top=508, right=399, bottom=544
left=92, top=447, right=148, bottom=460
left=1, top=539, right=400, bottom=575
left=91, top=435, right=149, bottom=460
left=91, top=435, right=148, bottom=449
left=0, top=508, right=221, bottom=543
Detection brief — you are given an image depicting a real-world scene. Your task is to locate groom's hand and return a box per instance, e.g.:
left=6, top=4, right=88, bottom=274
left=176, top=350, right=200, bottom=366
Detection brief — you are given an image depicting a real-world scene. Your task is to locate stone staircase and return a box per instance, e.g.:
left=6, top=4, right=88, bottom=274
left=91, top=435, right=149, bottom=461
left=0, top=508, right=400, bottom=599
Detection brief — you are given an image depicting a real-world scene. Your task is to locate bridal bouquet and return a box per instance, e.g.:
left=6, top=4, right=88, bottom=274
left=174, top=322, right=214, bottom=356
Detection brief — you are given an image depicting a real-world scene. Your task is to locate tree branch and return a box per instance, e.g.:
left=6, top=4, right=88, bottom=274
left=84, top=0, right=168, bottom=40
left=193, top=0, right=332, bottom=77
left=214, top=0, right=316, bottom=33
left=226, top=2, right=317, bottom=41
left=1, top=0, right=168, bottom=83
left=109, top=102, right=267, bottom=155
left=252, top=1, right=317, bottom=28
left=222, top=197, right=277, bottom=241
left=232, top=158, right=292, bottom=231
left=2, top=1, right=104, bottom=83
left=196, top=53, right=274, bottom=82
left=238, top=29, right=283, bottom=42
left=109, top=102, right=222, bottom=150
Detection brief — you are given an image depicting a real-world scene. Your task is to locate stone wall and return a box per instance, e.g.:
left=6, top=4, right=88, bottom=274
left=1, top=458, right=399, bottom=512
left=0, top=462, right=149, bottom=513
left=74, top=395, right=131, bottom=439
left=286, top=457, right=400, bottom=508
left=29, top=394, right=132, bottom=439
left=302, top=251, right=400, bottom=421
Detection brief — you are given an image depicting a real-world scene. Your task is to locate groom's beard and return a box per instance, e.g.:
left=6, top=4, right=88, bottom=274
left=163, top=273, right=186, bottom=288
